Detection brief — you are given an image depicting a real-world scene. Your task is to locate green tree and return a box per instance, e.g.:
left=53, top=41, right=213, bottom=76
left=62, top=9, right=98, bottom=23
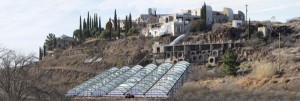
left=108, top=18, right=112, bottom=40
left=125, top=15, right=128, bottom=36
left=114, top=9, right=118, bottom=31
left=117, top=19, right=121, bottom=38
left=44, top=33, right=56, bottom=51
left=73, top=29, right=84, bottom=41
left=129, top=13, right=132, bottom=29
left=83, top=19, right=87, bottom=30
left=222, top=49, right=239, bottom=76
left=79, top=16, right=82, bottom=36
left=87, top=11, right=90, bottom=31
left=39, top=47, right=43, bottom=60
left=43, top=45, right=46, bottom=57
left=201, top=2, right=207, bottom=26
left=99, top=17, right=102, bottom=33
left=190, top=19, right=206, bottom=32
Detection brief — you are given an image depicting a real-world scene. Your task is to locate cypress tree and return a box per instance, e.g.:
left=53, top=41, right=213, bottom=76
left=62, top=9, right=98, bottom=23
left=91, top=18, right=94, bottom=28
left=89, top=16, right=92, bottom=30
left=118, top=18, right=121, bottom=38
left=80, top=16, right=82, bottom=36
left=43, top=45, right=46, bottom=57
left=125, top=15, right=128, bottom=36
left=99, top=17, right=102, bottom=33
left=95, top=14, right=98, bottom=29
left=129, top=13, right=132, bottom=29
left=201, top=2, right=207, bottom=25
left=87, top=12, right=90, bottom=31
left=83, top=19, right=87, bottom=30
left=114, top=9, right=118, bottom=31
left=39, top=47, right=43, bottom=60
left=109, top=18, right=112, bottom=40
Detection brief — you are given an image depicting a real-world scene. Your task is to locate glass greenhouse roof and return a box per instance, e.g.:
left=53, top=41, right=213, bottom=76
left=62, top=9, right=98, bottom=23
left=91, top=65, right=143, bottom=96
left=145, top=61, right=190, bottom=97
left=65, top=67, right=118, bottom=96
left=78, top=66, right=130, bottom=96
left=127, top=63, right=173, bottom=96
left=108, top=64, right=157, bottom=96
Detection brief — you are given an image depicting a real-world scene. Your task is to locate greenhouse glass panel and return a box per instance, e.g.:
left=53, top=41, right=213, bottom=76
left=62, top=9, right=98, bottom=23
left=108, top=64, right=157, bottom=96
left=91, top=65, right=143, bottom=97
left=65, top=67, right=118, bottom=96
left=78, top=66, right=130, bottom=96
left=127, top=63, right=173, bottom=97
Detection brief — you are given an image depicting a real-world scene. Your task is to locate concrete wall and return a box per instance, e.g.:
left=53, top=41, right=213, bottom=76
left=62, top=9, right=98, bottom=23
left=152, top=42, right=239, bottom=63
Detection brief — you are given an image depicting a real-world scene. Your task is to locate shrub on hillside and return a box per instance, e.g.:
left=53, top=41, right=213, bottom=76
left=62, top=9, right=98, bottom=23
left=251, top=61, right=276, bottom=78
left=222, top=49, right=239, bottom=76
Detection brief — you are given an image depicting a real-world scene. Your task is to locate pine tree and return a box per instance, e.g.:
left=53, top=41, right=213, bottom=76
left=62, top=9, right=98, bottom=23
left=222, top=49, right=239, bottom=76
left=114, top=9, right=118, bottom=31
left=45, top=33, right=56, bottom=50
left=129, top=13, right=132, bottom=29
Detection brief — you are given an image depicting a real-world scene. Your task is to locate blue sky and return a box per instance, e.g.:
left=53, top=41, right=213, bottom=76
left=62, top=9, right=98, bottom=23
left=0, top=0, right=299, bottom=55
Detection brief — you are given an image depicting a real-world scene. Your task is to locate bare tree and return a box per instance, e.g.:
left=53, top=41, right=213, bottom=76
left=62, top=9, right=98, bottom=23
left=0, top=48, right=49, bottom=101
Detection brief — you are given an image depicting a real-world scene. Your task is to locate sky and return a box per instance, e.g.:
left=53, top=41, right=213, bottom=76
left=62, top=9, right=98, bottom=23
left=0, top=0, right=299, bottom=55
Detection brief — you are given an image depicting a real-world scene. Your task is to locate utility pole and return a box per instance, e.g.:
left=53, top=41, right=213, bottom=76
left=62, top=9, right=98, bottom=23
left=278, top=32, right=281, bottom=70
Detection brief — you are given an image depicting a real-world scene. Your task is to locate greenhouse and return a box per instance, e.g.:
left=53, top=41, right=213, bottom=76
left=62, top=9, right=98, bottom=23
left=65, top=67, right=119, bottom=96
left=78, top=66, right=130, bottom=96
left=107, top=64, right=157, bottom=96
left=127, top=63, right=173, bottom=97
left=91, top=65, right=143, bottom=96
left=66, top=61, right=190, bottom=98
left=145, top=61, right=190, bottom=97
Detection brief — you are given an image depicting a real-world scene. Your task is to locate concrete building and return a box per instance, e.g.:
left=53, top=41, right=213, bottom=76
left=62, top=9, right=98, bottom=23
left=258, top=26, right=269, bottom=37
left=232, top=20, right=243, bottom=28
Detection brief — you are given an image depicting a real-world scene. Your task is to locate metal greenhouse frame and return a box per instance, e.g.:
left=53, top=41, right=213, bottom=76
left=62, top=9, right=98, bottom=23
left=127, top=63, right=173, bottom=97
left=78, top=66, right=130, bottom=96
left=145, top=61, right=190, bottom=97
left=108, top=64, right=157, bottom=96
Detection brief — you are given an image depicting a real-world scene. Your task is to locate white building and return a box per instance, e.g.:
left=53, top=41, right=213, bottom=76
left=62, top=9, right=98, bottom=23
left=232, top=20, right=243, bottom=28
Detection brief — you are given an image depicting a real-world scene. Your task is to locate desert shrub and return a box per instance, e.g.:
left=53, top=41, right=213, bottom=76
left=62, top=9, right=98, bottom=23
left=83, top=47, right=94, bottom=56
left=146, top=39, right=154, bottom=48
left=251, top=61, right=276, bottom=78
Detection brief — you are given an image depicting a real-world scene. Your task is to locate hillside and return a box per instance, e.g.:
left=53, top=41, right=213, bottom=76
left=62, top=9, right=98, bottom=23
left=29, top=20, right=300, bottom=100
